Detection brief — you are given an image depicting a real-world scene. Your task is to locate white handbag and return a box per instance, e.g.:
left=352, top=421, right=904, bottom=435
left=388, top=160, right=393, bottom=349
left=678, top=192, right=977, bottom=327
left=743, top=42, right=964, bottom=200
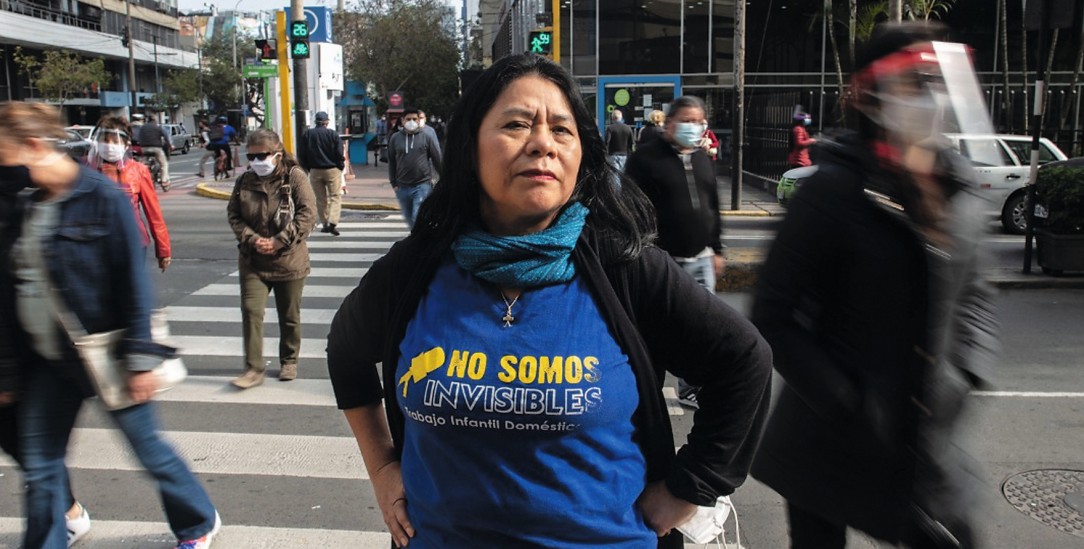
left=47, top=285, right=186, bottom=410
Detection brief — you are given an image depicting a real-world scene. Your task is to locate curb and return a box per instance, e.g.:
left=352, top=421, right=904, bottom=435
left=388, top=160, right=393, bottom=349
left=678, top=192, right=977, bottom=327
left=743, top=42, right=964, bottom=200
left=192, top=183, right=1077, bottom=292
left=195, top=183, right=400, bottom=211
left=195, top=183, right=777, bottom=216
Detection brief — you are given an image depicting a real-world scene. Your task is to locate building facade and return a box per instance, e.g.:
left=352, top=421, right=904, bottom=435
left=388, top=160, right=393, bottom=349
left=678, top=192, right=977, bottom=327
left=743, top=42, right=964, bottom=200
left=1, top=0, right=197, bottom=124
left=479, top=0, right=1084, bottom=178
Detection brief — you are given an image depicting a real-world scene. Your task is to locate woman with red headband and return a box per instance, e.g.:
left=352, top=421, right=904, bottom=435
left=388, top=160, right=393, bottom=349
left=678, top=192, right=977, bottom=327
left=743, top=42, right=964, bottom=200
left=751, top=22, right=996, bottom=549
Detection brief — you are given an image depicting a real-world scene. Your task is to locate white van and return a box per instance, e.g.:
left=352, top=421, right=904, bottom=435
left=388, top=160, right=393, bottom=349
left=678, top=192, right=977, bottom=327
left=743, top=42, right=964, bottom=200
left=945, top=134, right=1068, bottom=233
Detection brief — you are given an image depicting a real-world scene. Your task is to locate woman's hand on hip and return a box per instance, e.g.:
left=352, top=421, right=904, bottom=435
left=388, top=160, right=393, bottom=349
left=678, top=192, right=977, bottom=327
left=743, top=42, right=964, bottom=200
left=638, top=480, right=697, bottom=537
left=372, top=460, right=414, bottom=547
left=127, top=371, right=159, bottom=404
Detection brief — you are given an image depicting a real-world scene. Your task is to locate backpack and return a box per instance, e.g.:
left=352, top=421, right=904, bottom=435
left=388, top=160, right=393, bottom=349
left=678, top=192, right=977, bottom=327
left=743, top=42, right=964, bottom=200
left=209, top=124, right=226, bottom=142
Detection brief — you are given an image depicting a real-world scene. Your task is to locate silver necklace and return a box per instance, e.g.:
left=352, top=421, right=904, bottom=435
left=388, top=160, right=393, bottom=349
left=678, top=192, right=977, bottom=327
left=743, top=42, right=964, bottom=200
left=499, top=290, right=520, bottom=327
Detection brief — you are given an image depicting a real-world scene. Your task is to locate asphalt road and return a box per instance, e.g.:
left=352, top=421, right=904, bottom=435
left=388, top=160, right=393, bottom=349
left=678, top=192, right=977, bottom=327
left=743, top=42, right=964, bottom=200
left=1, top=189, right=1082, bottom=548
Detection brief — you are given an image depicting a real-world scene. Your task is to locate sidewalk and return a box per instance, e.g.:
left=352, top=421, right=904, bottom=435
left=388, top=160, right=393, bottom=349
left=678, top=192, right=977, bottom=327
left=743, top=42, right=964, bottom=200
left=195, top=163, right=786, bottom=216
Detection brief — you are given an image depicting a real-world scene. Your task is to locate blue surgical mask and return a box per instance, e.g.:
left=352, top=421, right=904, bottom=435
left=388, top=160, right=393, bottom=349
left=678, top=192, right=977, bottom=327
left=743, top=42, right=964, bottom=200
left=674, top=123, right=705, bottom=149
left=804, top=117, right=812, bottom=126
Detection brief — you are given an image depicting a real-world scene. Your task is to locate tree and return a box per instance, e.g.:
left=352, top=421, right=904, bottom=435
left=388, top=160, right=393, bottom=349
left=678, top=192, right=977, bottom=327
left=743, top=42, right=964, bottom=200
left=903, top=0, right=957, bottom=21
left=13, top=48, right=111, bottom=109
left=337, top=0, right=462, bottom=117
left=198, top=26, right=248, bottom=114
left=146, top=69, right=201, bottom=116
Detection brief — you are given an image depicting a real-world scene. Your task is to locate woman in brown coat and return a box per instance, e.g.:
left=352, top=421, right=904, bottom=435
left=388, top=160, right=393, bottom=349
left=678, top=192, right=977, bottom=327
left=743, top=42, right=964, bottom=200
left=227, top=129, right=317, bottom=389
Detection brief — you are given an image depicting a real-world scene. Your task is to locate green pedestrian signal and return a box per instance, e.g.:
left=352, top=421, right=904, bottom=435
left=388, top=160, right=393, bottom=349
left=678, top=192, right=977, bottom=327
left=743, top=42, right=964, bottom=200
left=291, top=39, right=310, bottom=58
left=528, top=30, right=553, bottom=56
left=290, top=21, right=309, bottom=38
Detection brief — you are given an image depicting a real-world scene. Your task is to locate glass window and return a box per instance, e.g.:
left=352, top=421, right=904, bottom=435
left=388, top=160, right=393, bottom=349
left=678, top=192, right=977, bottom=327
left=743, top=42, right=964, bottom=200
left=569, top=0, right=596, bottom=76
left=1004, top=140, right=1060, bottom=165
left=599, top=0, right=681, bottom=75
left=684, top=0, right=710, bottom=74
left=959, top=139, right=1013, bottom=167
left=712, top=0, right=734, bottom=74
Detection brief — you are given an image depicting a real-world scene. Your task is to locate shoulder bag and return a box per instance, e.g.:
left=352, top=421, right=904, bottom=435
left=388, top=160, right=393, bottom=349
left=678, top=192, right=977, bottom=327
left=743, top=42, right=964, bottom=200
left=45, top=284, right=186, bottom=410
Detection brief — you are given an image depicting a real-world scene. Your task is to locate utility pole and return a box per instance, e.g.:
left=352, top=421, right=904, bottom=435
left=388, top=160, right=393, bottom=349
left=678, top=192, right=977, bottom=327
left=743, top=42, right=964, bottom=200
left=125, top=0, right=138, bottom=115
left=551, top=0, right=560, bottom=64
left=889, top=0, right=903, bottom=21
left=153, top=35, right=160, bottom=95
left=291, top=0, right=309, bottom=147
left=730, top=0, right=745, bottom=210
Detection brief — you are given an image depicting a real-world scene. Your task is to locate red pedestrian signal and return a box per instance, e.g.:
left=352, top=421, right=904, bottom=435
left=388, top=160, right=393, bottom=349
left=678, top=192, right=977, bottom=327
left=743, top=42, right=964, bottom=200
left=255, top=39, right=277, bottom=60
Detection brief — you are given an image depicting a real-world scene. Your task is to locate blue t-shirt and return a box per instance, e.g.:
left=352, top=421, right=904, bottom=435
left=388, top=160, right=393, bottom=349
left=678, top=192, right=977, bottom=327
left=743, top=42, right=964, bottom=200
left=395, top=260, right=653, bottom=548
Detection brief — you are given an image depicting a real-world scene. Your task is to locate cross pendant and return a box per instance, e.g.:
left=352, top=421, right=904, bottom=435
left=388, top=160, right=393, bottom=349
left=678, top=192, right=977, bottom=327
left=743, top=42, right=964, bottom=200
left=502, top=312, right=514, bottom=327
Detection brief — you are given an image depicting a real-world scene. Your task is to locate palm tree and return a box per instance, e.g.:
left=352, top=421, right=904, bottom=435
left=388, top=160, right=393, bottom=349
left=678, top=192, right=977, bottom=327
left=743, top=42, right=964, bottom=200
left=903, top=0, right=957, bottom=21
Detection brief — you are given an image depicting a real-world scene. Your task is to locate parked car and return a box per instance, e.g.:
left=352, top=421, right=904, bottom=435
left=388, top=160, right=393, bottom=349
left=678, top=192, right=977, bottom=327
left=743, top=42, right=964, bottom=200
left=944, top=133, right=1068, bottom=234
left=64, top=125, right=96, bottom=140
left=162, top=123, right=194, bottom=154
left=59, top=128, right=93, bottom=160
left=776, top=165, right=818, bottom=205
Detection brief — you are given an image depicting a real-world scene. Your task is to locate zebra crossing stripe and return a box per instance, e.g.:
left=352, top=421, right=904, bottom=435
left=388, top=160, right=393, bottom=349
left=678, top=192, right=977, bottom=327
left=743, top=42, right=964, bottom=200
left=193, top=284, right=352, bottom=298
left=225, top=267, right=369, bottom=278
left=164, top=307, right=339, bottom=324
left=0, top=428, right=366, bottom=479
left=171, top=336, right=328, bottom=358
left=0, top=518, right=391, bottom=548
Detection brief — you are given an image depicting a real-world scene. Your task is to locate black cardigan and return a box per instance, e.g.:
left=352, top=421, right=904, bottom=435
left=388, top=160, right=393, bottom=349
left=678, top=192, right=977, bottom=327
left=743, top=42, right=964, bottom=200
left=327, top=228, right=772, bottom=546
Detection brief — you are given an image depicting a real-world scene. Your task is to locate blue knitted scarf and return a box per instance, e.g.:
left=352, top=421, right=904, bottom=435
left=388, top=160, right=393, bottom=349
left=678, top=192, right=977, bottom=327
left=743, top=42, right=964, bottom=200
left=451, top=202, right=589, bottom=287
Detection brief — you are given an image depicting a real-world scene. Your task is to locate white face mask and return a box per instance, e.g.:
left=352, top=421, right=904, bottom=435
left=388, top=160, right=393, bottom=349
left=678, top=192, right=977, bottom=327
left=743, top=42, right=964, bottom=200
left=673, top=122, right=706, bottom=149
left=97, top=142, right=127, bottom=163
left=404, top=120, right=420, bottom=133
left=249, top=153, right=279, bottom=177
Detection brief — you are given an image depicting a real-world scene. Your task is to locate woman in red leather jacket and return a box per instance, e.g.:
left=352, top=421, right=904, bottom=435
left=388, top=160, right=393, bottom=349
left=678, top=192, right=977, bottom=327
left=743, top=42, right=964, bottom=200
left=90, top=116, right=172, bottom=272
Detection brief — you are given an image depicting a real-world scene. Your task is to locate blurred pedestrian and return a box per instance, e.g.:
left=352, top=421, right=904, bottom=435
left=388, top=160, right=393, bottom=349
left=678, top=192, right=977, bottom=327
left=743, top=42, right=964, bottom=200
left=787, top=106, right=816, bottom=169
left=605, top=109, right=634, bottom=174
left=700, top=126, right=720, bottom=161
left=137, top=115, right=173, bottom=191
left=417, top=110, right=440, bottom=145
left=637, top=109, right=665, bottom=146
left=0, top=141, right=91, bottom=547
left=327, top=53, right=772, bottom=549
left=625, top=95, right=725, bottom=410
left=0, top=101, right=220, bottom=549
left=298, top=111, right=345, bottom=236
left=89, top=116, right=172, bottom=272
left=227, top=129, right=317, bottom=389
left=374, top=115, right=388, bottom=166
left=197, top=120, right=214, bottom=178
left=387, top=108, right=442, bottom=228
left=751, top=22, right=998, bottom=549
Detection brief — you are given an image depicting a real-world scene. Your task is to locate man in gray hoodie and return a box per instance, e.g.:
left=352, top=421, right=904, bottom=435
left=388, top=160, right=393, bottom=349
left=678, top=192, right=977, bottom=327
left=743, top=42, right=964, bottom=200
left=388, top=108, right=442, bottom=228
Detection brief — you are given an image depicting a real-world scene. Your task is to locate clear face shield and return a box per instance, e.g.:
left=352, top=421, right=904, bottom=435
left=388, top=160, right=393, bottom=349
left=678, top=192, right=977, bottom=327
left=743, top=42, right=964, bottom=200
left=857, top=41, right=1000, bottom=167
left=88, top=128, right=130, bottom=165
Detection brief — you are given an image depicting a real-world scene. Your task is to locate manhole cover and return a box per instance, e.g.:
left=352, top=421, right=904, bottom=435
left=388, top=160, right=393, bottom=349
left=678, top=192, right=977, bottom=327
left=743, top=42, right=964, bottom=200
left=1003, top=469, right=1084, bottom=537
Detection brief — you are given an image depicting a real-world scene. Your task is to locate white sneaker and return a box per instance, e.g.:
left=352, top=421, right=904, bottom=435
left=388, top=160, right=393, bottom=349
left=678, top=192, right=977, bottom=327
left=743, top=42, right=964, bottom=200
left=175, top=511, right=221, bottom=549
left=66, top=502, right=90, bottom=547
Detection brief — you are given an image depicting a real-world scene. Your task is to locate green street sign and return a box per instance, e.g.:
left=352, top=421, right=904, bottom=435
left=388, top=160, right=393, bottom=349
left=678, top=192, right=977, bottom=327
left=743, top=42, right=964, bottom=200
left=529, top=30, right=552, bottom=55
left=243, top=64, right=279, bottom=78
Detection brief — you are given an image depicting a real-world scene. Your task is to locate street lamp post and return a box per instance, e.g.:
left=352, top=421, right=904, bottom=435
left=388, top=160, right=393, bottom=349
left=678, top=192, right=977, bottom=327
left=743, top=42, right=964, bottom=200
left=232, top=0, right=243, bottom=113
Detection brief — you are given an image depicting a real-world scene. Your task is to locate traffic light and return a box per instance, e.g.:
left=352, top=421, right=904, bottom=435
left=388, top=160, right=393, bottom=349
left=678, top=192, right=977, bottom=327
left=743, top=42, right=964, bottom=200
left=255, top=39, right=277, bottom=60
left=290, top=20, right=309, bottom=59
left=528, top=29, right=553, bottom=57
left=121, top=26, right=130, bottom=48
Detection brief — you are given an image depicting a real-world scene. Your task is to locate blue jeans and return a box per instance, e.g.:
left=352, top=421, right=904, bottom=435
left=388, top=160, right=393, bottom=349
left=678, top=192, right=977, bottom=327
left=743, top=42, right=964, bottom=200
left=676, top=254, right=716, bottom=293
left=395, top=182, right=433, bottom=228
left=675, top=254, right=716, bottom=398
left=19, top=362, right=216, bottom=548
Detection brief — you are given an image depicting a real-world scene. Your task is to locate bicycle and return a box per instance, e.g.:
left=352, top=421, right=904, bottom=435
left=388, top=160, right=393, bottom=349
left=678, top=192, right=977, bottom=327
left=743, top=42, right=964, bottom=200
left=131, top=144, right=170, bottom=192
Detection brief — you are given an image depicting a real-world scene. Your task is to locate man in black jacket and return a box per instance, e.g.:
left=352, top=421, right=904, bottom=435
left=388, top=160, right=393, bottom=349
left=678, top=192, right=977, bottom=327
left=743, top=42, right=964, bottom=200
left=625, top=95, right=725, bottom=409
left=605, top=109, right=634, bottom=175
left=299, top=111, right=346, bottom=235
